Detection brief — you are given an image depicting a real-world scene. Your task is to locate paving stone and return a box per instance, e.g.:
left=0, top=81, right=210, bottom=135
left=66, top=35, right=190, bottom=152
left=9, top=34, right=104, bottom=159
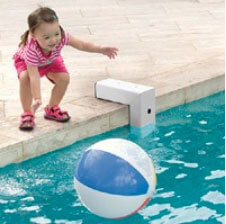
left=0, top=101, right=5, bottom=123
left=81, top=5, right=166, bottom=17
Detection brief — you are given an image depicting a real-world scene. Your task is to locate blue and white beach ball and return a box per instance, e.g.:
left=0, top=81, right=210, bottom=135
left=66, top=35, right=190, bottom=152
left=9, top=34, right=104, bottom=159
left=74, top=138, right=156, bottom=219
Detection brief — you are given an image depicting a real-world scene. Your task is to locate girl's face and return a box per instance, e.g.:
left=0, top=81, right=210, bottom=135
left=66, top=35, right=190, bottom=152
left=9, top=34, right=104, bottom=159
left=33, top=21, right=61, bottom=52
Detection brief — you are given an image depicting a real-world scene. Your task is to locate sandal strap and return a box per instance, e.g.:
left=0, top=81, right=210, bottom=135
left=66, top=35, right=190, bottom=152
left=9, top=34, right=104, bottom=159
left=50, top=106, right=68, bottom=114
left=20, top=112, right=35, bottom=126
left=51, top=106, right=60, bottom=112
left=51, top=106, right=68, bottom=115
left=45, top=106, right=69, bottom=119
left=21, top=111, right=34, bottom=118
left=22, top=116, right=33, bottom=122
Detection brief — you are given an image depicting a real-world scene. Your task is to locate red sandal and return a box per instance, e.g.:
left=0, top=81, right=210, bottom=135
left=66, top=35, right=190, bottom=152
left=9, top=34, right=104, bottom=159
left=19, top=111, right=35, bottom=131
left=44, top=105, right=70, bottom=122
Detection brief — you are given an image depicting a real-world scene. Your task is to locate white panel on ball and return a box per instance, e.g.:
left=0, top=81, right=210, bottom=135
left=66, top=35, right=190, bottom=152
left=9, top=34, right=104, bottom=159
left=74, top=179, right=148, bottom=219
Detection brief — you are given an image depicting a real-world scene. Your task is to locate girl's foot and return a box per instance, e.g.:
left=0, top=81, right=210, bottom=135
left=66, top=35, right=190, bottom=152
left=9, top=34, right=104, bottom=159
left=44, top=105, right=70, bottom=122
left=19, top=111, right=35, bottom=131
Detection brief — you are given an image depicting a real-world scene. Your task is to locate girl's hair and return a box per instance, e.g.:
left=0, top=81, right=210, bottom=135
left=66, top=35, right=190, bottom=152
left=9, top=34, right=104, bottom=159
left=19, top=7, right=65, bottom=47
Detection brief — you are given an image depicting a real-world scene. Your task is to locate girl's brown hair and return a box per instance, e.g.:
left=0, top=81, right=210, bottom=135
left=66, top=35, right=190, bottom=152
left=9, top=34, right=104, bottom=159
left=19, top=7, right=65, bottom=47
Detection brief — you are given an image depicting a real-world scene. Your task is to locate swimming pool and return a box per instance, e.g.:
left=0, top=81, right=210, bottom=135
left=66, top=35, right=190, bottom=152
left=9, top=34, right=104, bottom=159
left=0, top=91, right=224, bottom=224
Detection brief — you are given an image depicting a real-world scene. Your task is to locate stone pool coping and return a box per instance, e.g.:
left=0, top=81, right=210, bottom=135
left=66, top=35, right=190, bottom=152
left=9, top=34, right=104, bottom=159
left=0, top=56, right=224, bottom=167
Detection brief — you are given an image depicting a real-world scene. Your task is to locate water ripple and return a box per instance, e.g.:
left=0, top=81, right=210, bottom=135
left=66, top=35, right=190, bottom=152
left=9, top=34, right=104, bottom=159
left=166, top=160, right=198, bottom=168
left=205, top=170, right=225, bottom=180
left=55, top=220, right=82, bottom=224
left=155, top=191, right=175, bottom=199
left=30, top=217, right=51, bottom=224
left=20, top=205, right=40, bottom=212
left=4, top=208, right=17, bottom=214
left=139, top=203, right=171, bottom=218
left=151, top=204, right=217, bottom=224
left=201, top=191, right=225, bottom=205
left=175, top=173, right=187, bottom=179
left=0, top=199, right=8, bottom=204
left=0, top=178, right=26, bottom=196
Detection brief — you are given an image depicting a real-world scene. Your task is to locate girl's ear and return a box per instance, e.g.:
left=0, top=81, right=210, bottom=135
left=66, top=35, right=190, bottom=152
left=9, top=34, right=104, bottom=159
left=30, top=32, right=36, bottom=39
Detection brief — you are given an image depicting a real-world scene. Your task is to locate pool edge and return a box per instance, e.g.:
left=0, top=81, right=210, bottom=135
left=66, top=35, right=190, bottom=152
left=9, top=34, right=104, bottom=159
left=0, top=73, right=224, bottom=168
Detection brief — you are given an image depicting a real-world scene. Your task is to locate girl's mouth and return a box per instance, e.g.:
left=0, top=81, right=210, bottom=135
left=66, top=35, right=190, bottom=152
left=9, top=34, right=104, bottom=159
left=48, top=44, right=56, bottom=48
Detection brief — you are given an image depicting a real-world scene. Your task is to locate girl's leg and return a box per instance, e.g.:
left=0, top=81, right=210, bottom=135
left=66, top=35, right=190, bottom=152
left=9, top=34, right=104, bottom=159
left=46, top=73, right=70, bottom=115
left=19, top=71, right=32, bottom=112
left=19, top=71, right=35, bottom=130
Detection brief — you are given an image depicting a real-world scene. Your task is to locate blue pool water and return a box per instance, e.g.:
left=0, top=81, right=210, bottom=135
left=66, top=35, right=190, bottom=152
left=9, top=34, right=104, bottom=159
left=0, top=92, right=225, bottom=224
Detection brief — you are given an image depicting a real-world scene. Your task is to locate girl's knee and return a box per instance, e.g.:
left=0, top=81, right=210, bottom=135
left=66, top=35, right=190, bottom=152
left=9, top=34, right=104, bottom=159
left=19, top=71, right=29, bottom=83
left=19, top=71, right=31, bottom=89
left=64, top=73, right=70, bottom=85
left=62, top=73, right=70, bottom=82
left=56, top=73, right=70, bottom=86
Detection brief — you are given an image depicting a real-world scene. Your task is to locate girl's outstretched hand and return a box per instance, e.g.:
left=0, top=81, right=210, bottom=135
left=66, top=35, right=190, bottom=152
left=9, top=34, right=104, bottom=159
left=31, top=99, right=42, bottom=114
left=100, top=47, right=118, bottom=59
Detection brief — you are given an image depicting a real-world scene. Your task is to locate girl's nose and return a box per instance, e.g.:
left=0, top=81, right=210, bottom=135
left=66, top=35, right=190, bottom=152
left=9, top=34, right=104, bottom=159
left=51, top=37, right=57, bottom=44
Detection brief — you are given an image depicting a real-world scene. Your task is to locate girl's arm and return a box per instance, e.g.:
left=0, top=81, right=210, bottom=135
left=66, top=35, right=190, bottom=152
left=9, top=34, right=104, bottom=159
left=27, top=65, right=42, bottom=113
left=68, top=35, right=118, bottom=59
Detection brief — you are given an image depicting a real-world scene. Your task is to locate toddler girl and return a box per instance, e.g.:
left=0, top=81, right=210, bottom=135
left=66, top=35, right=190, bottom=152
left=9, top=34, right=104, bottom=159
left=13, top=7, right=118, bottom=131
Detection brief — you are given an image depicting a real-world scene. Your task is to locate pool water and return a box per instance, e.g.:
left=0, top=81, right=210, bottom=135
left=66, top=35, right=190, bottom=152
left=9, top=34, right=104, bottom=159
left=0, top=92, right=225, bottom=224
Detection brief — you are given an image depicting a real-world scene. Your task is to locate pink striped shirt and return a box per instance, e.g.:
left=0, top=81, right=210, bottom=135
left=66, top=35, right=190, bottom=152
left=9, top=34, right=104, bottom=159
left=14, top=33, right=70, bottom=67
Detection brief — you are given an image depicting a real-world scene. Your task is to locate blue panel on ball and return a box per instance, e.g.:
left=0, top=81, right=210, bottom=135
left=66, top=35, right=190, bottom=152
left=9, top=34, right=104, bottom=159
left=75, top=150, right=149, bottom=196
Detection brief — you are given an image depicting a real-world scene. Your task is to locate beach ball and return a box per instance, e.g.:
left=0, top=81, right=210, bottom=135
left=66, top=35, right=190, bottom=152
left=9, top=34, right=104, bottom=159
left=74, top=138, right=156, bottom=219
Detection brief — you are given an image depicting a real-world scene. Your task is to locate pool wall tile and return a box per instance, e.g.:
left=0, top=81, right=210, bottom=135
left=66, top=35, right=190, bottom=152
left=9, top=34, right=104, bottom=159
left=156, top=88, right=185, bottom=113
left=19, top=112, right=123, bottom=163
left=71, top=114, right=110, bottom=140
left=185, top=75, right=225, bottom=104
left=109, top=107, right=129, bottom=129
left=0, top=143, right=23, bottom=167
left=22, top=131, right=68, bottom=161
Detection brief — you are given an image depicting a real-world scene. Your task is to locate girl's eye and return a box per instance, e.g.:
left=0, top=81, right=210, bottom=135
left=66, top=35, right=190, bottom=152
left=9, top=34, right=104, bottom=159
left=55, top=33, right=60, bottom=36
left=44, top=36, right=49, bottom=40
